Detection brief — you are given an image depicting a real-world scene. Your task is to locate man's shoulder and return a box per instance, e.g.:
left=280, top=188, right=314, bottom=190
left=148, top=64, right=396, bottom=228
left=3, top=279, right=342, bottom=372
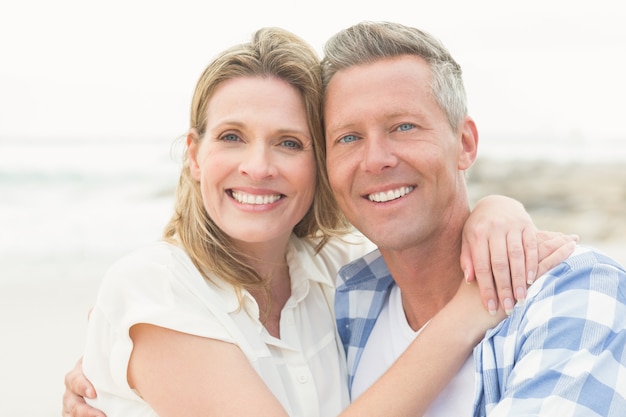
left=488, top=245, right=626, bottom=339
left=477, top=246, right=626, bottom=415
left=531, top=245, right=626, bottom=299
left=554, top=245, right=624, bottom=272
left=335, top=248, right=392, bottom=290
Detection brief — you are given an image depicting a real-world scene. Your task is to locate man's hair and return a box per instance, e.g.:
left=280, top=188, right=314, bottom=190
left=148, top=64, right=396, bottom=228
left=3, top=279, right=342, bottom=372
left=321, top=21, right=468, bottom=132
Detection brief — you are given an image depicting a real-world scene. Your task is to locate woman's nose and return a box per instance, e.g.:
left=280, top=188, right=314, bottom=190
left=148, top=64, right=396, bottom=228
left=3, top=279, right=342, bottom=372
left=239, top=144, right=278, bottom=180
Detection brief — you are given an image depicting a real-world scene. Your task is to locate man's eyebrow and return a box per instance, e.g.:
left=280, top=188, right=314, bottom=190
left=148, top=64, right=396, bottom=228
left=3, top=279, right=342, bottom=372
left=326, top=111, right=419, bottom=133
left=325, top=122, right=356, bottom=134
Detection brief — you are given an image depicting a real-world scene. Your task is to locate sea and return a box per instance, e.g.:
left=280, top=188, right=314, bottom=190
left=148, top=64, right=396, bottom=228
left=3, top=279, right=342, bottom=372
left=1, top=134, right=625, bottom=285
left=0, top=137, right=183, bottom=285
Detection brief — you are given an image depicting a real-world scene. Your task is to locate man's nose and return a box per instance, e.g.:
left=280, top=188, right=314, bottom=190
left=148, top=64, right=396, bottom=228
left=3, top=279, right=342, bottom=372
left=361, top=134, right=398, bottom=173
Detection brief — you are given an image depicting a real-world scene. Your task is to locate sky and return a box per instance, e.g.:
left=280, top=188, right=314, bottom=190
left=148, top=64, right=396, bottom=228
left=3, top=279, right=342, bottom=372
left=1, top=0, right=625, bottom=146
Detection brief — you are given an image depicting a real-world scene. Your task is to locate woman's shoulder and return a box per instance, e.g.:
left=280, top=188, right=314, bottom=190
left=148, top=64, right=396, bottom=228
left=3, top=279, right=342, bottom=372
left=96, top=241, right=201, bottom=300
left=89, top=241, right=239, bottom=360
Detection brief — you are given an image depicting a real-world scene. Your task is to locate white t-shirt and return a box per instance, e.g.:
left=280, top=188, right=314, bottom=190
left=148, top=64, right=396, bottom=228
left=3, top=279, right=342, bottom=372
left=352, top=284, right=475, bottom=417
left=83, top=233, right=375, bottom=417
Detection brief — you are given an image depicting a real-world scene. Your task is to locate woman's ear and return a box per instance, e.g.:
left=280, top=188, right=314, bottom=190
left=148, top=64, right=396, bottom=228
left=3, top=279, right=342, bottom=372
left=187, top=129, right=202, bottom=181
left=457, top=116, right=478, bottom=170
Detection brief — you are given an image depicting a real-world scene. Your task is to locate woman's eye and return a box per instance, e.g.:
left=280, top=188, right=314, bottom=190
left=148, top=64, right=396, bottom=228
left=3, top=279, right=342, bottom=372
left=221, top=133, right=240, bottom=142
left=397, top=123, right=414, bottom=132
left=281, top=139, right=302, bottom=149
left=338, top=134, right=358, bottom=143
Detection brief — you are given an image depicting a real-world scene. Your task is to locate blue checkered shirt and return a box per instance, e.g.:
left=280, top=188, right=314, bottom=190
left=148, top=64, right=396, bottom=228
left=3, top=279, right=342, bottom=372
left=335, top=246, right=626, bottom=416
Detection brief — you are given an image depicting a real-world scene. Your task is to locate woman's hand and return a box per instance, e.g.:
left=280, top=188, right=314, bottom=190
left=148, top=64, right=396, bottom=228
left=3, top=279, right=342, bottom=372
left=461, top=195, right=577, bottom=315
left=62, top=358, right=105, bottom=417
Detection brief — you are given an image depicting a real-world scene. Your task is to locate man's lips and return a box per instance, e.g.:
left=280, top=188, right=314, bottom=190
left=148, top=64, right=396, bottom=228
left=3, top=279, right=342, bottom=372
left=366, top=186, right=415, bottom=202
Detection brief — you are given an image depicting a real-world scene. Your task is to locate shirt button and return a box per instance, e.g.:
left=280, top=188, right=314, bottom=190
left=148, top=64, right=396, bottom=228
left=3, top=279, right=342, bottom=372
left=297, top=374, right=308, bottom=383
left=286, top=316, right=295, bottom=324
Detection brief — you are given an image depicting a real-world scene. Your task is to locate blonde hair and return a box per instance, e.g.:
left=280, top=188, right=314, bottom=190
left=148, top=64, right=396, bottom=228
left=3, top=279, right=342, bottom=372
left=163, top=27, right=350, bottom=295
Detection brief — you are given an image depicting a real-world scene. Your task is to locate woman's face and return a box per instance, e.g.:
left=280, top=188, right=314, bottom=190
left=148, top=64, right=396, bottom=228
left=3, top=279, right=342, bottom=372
left=189, top=76, right=316, bottom=248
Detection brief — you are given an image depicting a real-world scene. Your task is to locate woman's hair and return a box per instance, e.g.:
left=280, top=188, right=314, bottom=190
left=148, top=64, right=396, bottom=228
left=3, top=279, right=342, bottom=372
left=163, top=27, right=350, bottom=294
left=321, top=21, right=468, bottom=132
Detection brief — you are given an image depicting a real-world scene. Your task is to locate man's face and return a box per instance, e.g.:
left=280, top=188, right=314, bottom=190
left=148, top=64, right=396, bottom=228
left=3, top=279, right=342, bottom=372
left=324, top=55, right=477, bottom=251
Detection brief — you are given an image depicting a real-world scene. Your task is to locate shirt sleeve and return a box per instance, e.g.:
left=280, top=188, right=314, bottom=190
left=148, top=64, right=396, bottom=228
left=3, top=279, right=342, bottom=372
left=83, top=243, right=236, bottom=398
left=481, top=249, right=626, bottom=416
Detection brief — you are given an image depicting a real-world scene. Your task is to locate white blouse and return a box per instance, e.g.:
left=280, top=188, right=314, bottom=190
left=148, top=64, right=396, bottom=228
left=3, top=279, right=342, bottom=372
left=83, top=233, right=375, bottom=417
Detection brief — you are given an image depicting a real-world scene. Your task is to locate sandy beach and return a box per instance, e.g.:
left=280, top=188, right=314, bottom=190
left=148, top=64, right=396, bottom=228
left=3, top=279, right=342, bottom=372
left=1, top=158, right=625, bottom=417
left=0, top=257, right=115, bottom=417
left=469, top=158, right=626, bottom=254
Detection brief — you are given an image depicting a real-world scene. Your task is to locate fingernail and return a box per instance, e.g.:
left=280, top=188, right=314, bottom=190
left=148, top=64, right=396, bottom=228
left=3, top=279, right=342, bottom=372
left=464, top=270, right=469, bottom=283
left=516, top=286, right=526, bottom=303
left=503, top=298, right=514, bottom=315
left=527, top=270, right=535, bottom=285
left=86, top=388, right=95, bottom=398
left=487, top=299, right=497, bottom=316
left=570, top=234, right=580, bottom=242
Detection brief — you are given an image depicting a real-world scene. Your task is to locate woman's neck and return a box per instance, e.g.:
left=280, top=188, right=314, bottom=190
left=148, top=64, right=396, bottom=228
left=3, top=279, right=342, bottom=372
left=248, top=261, right=291, bottom=338
left=235, top=236, right=292, bottom=338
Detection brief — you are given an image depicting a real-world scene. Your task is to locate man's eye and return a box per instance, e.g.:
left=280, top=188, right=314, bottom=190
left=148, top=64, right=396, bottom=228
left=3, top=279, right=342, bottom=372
left=397, top=123, right=414, bottom=132
left=339, top=134, right=358, bottom=143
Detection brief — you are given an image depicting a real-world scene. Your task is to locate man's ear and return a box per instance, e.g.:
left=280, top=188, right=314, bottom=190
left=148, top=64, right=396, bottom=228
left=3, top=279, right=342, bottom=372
left=187, top=129, right=202, bottom=181
left=457, top=116, right=478, bottom=170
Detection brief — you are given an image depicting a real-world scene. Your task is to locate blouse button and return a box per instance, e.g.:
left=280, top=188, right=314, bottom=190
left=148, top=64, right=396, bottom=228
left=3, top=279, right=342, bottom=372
left=297, top=374, right=308, bottom=384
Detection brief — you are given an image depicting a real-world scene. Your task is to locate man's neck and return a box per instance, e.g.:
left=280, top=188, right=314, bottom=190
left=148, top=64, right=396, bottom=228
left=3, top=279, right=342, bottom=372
left=379, top=218, right=467, bottom=331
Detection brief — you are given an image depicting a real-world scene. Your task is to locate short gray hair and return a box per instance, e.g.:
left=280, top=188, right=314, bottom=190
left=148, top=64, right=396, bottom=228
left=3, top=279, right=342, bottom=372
left=321, top=21, right=467, bottom=132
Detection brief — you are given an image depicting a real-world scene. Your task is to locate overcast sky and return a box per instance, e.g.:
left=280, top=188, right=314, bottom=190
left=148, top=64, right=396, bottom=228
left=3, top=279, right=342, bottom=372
left=1, top=0, right=624, bottom=145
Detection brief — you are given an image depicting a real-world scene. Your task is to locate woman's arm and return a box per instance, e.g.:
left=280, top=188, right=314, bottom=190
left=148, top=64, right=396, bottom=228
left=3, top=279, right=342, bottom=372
left=62, top=283, right=503, bottom=417
left=62, top=322, right=296, bottom=417
left=127, top=324, right=290, bottom=417
left=129, top=282, right=501, bottom=417
left=339, top=280, right=504, bottom=416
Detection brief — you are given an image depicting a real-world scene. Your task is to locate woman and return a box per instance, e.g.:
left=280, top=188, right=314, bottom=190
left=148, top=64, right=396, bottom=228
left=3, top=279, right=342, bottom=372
left=63, top=27, right=574, bottom=417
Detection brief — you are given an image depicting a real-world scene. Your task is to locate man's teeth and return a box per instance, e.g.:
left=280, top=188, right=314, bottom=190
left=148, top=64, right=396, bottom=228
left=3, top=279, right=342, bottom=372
left=231, top=191, right=282, bottom=205
left=368, top=186, right=414, bottom=202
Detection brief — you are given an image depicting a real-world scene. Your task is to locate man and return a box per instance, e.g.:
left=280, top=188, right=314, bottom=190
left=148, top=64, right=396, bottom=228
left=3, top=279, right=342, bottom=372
left=321, top=21, right=626, bottom=416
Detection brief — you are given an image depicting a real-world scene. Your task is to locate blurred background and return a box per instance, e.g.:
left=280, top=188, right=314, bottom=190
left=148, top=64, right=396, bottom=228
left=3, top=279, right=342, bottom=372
left=1, top=0, right=624, bottom=415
